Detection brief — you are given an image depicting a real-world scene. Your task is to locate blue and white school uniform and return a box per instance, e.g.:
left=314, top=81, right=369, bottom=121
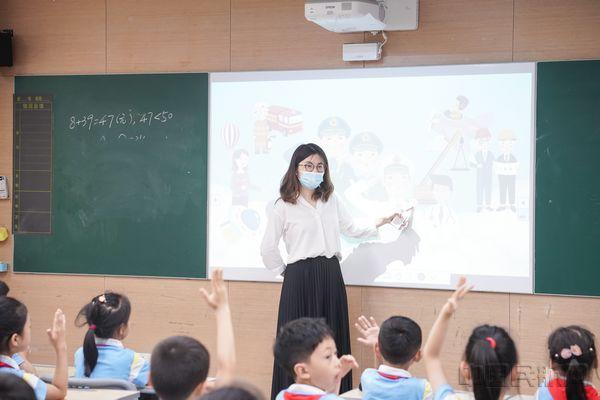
left=433, top=384, right=473, bottom=400
left=361, top=365, right=432, bottom=400
left=11, top=352, right=25, bottom=366
left=0, top=354, right=47, bottom=400
left=276, top=383, right=343, bottom=400
left=74, top=337, right=149, bottom=388
left=535, top=374, right=599, bottom=400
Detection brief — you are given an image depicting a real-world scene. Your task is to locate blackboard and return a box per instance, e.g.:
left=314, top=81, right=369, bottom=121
left=535, top=60, right=600, bottom=296
left=13, top=74, right=208, bottom=278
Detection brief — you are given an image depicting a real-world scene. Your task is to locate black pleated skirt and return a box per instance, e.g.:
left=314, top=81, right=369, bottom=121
left=271, top=256, right=353, bottom=399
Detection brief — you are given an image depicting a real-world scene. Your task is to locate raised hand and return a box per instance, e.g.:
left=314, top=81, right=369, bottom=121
left=339, top=354, right=359, bottom=378
left=46, top=309, right=66, bottom=351
left=355, top=316, right=380, bottom=347
left=200, top=269, right=229, bottom=311
left=443, top=277, right=473, bottom=316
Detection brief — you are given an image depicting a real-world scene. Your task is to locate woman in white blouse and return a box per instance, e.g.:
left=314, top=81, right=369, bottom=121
left=261, top=143, right=397, bottom=398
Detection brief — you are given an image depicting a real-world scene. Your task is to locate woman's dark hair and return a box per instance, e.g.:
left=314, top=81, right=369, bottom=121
left=0, top=373, right=36, bottom=400
left=0, top=297, right=28, bottom=354
left=464, top=325, right=518, bottom=400
left=75, top=292, right=131, bottom=377
left=201, top=381, right=265, bottom=400
left=279, top=143, right=334, bottom=204
left=548, top=326, right=598, bottom=400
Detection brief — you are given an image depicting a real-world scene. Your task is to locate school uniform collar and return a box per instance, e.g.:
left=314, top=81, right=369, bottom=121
left=288, top=384, right=326, bottom=394
left=0, top=354, right=20, bottom=369
left=378, top=365, right=412, bottom=378
left=94, top=337, right=124, bottom=348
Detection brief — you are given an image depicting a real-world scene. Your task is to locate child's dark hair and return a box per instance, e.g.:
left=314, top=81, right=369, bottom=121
left=378, top=316, right=422, bottom=365
left=0, top=280, right=9, bottom=296
left=151, top=335, right=210, bottom=400
left=273, top=317, right=334, bottom=379
left=0, top=296, right=28, bottom=353
left=201, top=381, right=265, bottom=400
left=464, top=325, right=517, bottom=400
left=0, top=373, right=36, bottom=400
left=75, top=292, right=131, bottom=377
left=548, top=325, right=598, bottom=400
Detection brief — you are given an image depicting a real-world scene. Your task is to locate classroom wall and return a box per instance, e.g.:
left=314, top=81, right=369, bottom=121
left=1, top=0, right=600, bottom=395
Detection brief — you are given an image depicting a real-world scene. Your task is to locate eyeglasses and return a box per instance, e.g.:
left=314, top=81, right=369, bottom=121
left=299, top=162, right=325, bottom=172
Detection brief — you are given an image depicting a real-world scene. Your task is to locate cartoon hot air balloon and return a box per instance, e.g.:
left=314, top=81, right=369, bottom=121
left=221, top=122, right=240, bottom=150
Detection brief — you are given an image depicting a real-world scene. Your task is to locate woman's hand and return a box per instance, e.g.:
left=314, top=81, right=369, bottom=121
left=376, top=213, right=399, bottom=228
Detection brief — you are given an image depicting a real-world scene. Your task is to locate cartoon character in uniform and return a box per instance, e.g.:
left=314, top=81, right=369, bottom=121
left=317, top=116, right=356, bottom=193
left=348, top=131, right=386, bottom=201
left=494, top=130, right=518, bottom=212
left=471, top=128, right=494, bottom=211
left=428, top=174, right=456, bottom=227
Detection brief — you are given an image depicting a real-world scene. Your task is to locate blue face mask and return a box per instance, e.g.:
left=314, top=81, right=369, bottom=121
left=299, top=171, right=324, bottom=190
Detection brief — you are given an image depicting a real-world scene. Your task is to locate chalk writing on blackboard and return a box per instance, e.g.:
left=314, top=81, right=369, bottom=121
left=68, top=110, right=174, bottom=131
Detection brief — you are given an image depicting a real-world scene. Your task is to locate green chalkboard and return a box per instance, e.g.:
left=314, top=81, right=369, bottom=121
left=535, top=61, right=600, bottom=296
left=14, top=74, right=208, bottom=278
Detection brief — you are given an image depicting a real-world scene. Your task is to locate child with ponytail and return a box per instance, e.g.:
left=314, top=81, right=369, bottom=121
left=0, top=297, right=68, bottom=400
left=423, top=278, right=519, bottom=400
left=74, top=292, right=149, bottom=387
left=536, top=326, right=599, bottom=400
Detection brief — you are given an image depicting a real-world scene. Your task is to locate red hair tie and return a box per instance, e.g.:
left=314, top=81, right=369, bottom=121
left=485, top=337, right=497, bottom=349
left=89, top=324, right=97, bottom=331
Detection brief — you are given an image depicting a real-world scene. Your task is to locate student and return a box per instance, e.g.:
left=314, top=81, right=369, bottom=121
left=423, top=278, right=519, bottom=400
left=0, top=373, right=36, bottom=400
left=0, top=280, right=9, bottom=296
left=0, top=297, right=68, bottom=400
left=536, top=326, right=599, bottom=400
left=74, top=291, right=149, bottom=387
left=151, top=269, right=236, bottom=400
left=355, top=315, right=432, bottom=400
left=0, top=281, right=37, bottom=375
left=201, top=381, right=265, bottom=400
left=273, top=317, right=358, bottom=399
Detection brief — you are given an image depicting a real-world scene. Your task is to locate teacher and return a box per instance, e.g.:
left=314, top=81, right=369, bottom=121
left=261, top=143, right=398, bottom=398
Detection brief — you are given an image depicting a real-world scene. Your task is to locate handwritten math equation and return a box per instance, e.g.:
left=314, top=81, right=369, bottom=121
left=68, top=110, right=174, bottom=131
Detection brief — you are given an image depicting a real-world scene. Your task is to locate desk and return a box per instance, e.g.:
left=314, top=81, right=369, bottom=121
left=66, top=389, right=139, bottom=400
left=34, top=364, right=76, bottom=378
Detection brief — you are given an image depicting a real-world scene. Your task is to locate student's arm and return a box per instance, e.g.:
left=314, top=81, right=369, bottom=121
left=44, top=309, right=68, bottom=400
left=423, top=278, right=471, bottom=393
left=200, top=269, right=236, bottom=385
left=335, top=355, right=359, bottom=395
left=355, top=316, right=380, bottom=368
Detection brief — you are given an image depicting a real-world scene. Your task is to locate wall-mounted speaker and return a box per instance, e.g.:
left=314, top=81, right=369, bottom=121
left=0, top=30, right=13, bottom=67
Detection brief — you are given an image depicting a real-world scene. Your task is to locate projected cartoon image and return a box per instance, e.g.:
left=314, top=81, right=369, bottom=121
left=209, top=65, right=534, bottom=292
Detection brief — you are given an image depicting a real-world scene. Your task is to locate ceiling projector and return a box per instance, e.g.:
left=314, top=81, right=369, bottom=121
left=305, top=0, right=418, bottom=33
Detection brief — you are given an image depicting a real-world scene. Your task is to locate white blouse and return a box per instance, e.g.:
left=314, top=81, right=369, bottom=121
left=260, top=194, right=378, bottom=275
